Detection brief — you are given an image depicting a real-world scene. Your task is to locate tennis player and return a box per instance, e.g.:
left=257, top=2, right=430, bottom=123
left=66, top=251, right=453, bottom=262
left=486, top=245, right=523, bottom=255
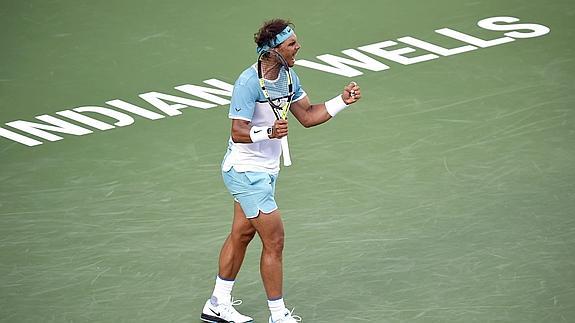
left=200, top=18, right=361, bottom=323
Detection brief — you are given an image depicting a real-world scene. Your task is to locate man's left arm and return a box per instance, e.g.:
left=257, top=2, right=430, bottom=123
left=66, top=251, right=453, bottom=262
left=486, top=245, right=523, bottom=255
left=290, top=82, right=361, bottom=128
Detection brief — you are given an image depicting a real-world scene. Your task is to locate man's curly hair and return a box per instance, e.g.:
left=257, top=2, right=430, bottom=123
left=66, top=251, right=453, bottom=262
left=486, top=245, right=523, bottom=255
left=254, top=18, right=295, bottom=48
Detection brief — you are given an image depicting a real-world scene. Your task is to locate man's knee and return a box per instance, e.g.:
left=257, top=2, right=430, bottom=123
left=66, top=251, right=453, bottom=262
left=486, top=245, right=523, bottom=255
left=232, top=227, right=256, bottom=245
left=263, top=232, right=285, bottom=256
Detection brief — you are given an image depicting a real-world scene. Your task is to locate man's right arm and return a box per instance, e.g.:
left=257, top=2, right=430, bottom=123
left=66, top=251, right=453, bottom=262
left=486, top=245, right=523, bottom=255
left=231, top=119, right=288, bottom=143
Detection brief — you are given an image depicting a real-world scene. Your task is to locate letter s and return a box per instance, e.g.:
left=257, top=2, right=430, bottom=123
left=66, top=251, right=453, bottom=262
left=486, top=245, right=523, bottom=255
left=478, top=16, right=550, bottom=39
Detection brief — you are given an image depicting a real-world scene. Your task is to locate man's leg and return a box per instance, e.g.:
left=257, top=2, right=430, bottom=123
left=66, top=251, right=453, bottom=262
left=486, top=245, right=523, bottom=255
left=249, top=208, right=285, bottom=299
left=201, top=202, right=256, bottom=323
left=249, top=209, right=297, bottom=322
left=218, top=202, right=257, bottom=280
left=249, top=209, right=299, bottom=322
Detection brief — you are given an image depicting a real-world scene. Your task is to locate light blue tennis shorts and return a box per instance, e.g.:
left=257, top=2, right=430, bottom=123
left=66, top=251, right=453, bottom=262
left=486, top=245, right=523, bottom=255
left=222, top=167, right=278, bottom=218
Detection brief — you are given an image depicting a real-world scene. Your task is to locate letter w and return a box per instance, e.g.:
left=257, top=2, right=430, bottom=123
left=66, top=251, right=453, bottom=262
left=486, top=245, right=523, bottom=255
left=295, top=49, right=389, bottom=77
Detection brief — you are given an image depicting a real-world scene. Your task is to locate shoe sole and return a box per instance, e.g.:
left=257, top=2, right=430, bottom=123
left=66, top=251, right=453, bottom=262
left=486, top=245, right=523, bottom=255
left=200, top=313, right=227, bottom=323
left=200, top=313, right=254, bottom=323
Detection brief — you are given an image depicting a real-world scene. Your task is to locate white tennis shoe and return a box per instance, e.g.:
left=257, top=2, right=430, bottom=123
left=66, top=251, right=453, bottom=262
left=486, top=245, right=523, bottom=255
left=200, top=297, right=253, bottom=323
left=268, top=308, right=302, bottom=323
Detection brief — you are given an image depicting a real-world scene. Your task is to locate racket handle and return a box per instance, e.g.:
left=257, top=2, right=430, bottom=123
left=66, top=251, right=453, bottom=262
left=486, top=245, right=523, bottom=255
left=281, top=136, right=292, bottom=167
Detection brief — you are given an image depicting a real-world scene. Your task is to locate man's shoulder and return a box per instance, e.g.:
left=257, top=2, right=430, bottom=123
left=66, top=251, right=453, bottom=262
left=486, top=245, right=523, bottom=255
left=290, top=68, right=302, bottom=82
left=236, top=64, right=258, bottom=86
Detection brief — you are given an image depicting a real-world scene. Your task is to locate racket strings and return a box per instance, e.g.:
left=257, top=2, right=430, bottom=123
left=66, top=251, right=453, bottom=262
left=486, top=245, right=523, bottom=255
left=260, top=54, right=291, bottom=103
left=264, top=71, right=290, bottom=103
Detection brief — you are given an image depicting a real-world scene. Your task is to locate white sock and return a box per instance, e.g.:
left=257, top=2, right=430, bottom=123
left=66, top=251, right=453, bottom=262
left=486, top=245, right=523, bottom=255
left=211, top=276, right=234, bottom=305
left=268, top=298, right=287, bottom=321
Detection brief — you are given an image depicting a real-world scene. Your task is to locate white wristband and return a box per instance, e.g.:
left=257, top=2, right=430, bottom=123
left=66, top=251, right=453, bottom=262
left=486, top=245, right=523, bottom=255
left=325, top=95, right=348, bottom=117
left=250, top=126, right=271, bottom=143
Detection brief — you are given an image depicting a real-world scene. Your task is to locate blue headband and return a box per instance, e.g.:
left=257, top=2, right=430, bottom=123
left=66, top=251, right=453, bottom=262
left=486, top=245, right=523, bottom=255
left=256, top=26, right=294, bottom=54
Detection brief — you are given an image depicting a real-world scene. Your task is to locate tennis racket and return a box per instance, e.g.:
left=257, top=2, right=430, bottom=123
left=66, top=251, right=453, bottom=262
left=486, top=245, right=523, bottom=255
left=257, top=49, right=293, bottom=166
